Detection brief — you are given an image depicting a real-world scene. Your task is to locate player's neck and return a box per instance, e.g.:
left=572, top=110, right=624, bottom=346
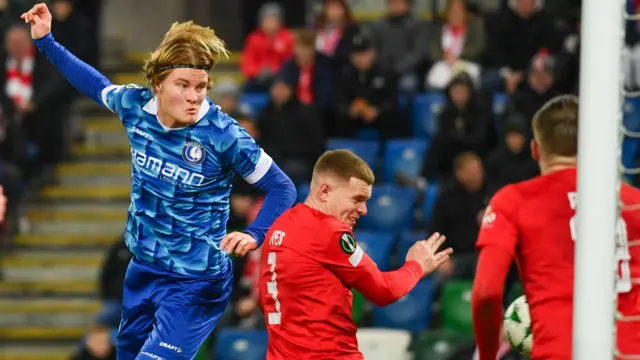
left=157, top=111, right=185, bottom=129
left=539, top=157, right=577, bottom=175
left=303, top=198, right=327, bottom=215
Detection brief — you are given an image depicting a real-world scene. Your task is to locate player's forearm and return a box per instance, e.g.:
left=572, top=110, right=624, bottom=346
left=244, top=163, right=296, bottom=246
left=33, top=33, right=111, bottom=105
left=472, top=247, right=511, bottom=360
left=354, top=260, right=423, bottom=307
left=472, top=292, right=503, bottom=360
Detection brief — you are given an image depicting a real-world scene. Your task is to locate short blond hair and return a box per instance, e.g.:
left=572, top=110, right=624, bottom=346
left=313, top=150, right=375, bottom=185
left=532, top=95, right=579, bottom=157
left=142, top=21, right=229, bottom=91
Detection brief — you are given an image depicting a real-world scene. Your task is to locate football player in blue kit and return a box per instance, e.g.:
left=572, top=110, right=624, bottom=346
left=22, top=3, right=296, bottom=359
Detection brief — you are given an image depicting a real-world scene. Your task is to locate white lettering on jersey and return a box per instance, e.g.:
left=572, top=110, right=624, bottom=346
left=133, top=127, right=154, bottom=141
left=159, top=342, right=182, bottom=353
left=269, top=230, right=285, bottom=246
left=131, top=149, right=205, bottom=187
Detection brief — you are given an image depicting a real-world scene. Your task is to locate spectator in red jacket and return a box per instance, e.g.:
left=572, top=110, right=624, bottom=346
left=241, top=2, right=294, bottom=93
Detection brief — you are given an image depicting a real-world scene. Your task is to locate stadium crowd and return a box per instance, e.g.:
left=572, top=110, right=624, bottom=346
left=2, top=0, right=635, bottom=359
left=0, top=0, right=99, bottom=243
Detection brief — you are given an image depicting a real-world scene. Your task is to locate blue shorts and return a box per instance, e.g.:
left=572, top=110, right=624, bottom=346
left=116, top=256, right=232, bottom=360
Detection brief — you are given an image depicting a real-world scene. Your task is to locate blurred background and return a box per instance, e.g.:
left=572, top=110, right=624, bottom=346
left=0, top=0, right=637, bottom=359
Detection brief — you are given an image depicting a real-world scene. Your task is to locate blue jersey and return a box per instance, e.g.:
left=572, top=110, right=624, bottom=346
left=100, top=84, right=272, bottom=277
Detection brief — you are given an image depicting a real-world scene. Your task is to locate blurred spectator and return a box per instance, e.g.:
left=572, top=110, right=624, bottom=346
left=0, top=23, right=74, bottom=177
left=0, top=100, right=28, bottom=234
left=72, top=0, right=102, bottom=68
left=50, top=0, right=92, bottom=65
left=485, top=118, right=538, bottom=195
left=313, top=0, right=360, bottom=68
left=556, top=17, right=580, bottom=94
left=256, top=77, right=325, bottom=184
left=241, top=2, right=294, bottom=93
left=370, top=0, right=427, bottom=93
left=482, top=0, right=561, bottom=93
left=278, top=29, right=335, bottom=109
left=423, top=72, right=491, bottom=182
left=429, top=152, right=488, bottom=280
left=334, top=34, right=403, bottom=139
left=426, top=0, right=485, bottom=90
left=212, top=78, right=253, bottom=116
left=503, top=51, right=559, bottom=140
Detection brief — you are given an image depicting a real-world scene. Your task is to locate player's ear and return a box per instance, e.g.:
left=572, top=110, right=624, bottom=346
left=318, top=183, right=331, bottom=202
left=531, top=139, right=540, bottom=162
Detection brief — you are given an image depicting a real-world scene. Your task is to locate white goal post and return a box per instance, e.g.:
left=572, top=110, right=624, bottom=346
left=573, top=0, right=625, bottom=359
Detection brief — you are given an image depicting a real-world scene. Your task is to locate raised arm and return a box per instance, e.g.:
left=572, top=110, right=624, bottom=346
left=323, top=231, right=452, bottom=307
left=22, top=3, right=111, bottom=105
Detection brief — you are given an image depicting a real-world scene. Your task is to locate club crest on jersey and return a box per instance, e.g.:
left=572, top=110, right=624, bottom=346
left=182, top=141, right=205, bottom=165
left=340, top=232, right=357, bottom=255
left=481, top=206, right=496, bottom=228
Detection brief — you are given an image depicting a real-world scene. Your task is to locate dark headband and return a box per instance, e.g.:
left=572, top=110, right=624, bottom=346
left=158, top=64, right=210, bottom=72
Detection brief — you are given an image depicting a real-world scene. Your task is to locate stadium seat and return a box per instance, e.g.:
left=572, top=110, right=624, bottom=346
left=493, top=92, right=508, bottom=117
left=411, top=92, right=445, bottom=139
left=238, top=93, right=269, bottom=117
left=411, top=329, right=474, bottom=360
left=214, top=329, right=268, bottom=360
left=624, top=97, right=640, bottom=133
left=356, top=129, right=381, bottom=141
left=622, top=138, right=640, bottom=183
left=622, top=97, right=640, bottom=183
left=326, top=138, right=380, bottom=170
left=421, top=183, right=440, bottom=225
left=353, top=231, right=396, bottom=271
left=297, top=183, right=310, bottom=203
left=357, top=185, right=417, bottom=232
left=492, top=92, right=508, bottom=134
left=382, top=139, right=428, bottom=183
left=356, top=328, right=412, bottom=360
left=440, top=281, right=474, bottom=335
left=373, top=278, right=435, bottom=332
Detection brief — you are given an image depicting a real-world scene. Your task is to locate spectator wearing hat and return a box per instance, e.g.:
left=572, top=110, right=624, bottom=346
left=241, top=2, right=294, bottom=93
left=255, top=75, right=325, bottom=184
left=333, top=33, right=402, bottom=139
left=503, top=50, right=559, bottom=140
left=485, top=116, right=539, bottom=196
left=423, top=72, right=492, bottom=182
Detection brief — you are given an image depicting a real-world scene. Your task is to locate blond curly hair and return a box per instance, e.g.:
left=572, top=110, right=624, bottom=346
left=142, top=21, right=229, bottom=92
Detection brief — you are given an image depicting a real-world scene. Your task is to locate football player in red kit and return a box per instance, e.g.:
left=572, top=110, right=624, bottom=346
left=259, top=149, right=453, bottom=360
left=472, top=95, right=640, bottom=360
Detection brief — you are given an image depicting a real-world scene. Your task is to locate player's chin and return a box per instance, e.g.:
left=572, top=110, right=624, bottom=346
left=179, top=114, right=198, bottom=124
left=345, top=217, right=358, bottom=228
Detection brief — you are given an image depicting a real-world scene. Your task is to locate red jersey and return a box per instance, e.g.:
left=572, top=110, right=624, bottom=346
left=476, top=168, right=640, bottom=359
left=259, top=204, right=423, bottom=360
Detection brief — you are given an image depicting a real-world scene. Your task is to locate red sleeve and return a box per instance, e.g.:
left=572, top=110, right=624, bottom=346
left=319, top=230, right=424, bottom=307
left=240, top=32, right=260, bottom=78
left=472, top=186, right=519, bottom=360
